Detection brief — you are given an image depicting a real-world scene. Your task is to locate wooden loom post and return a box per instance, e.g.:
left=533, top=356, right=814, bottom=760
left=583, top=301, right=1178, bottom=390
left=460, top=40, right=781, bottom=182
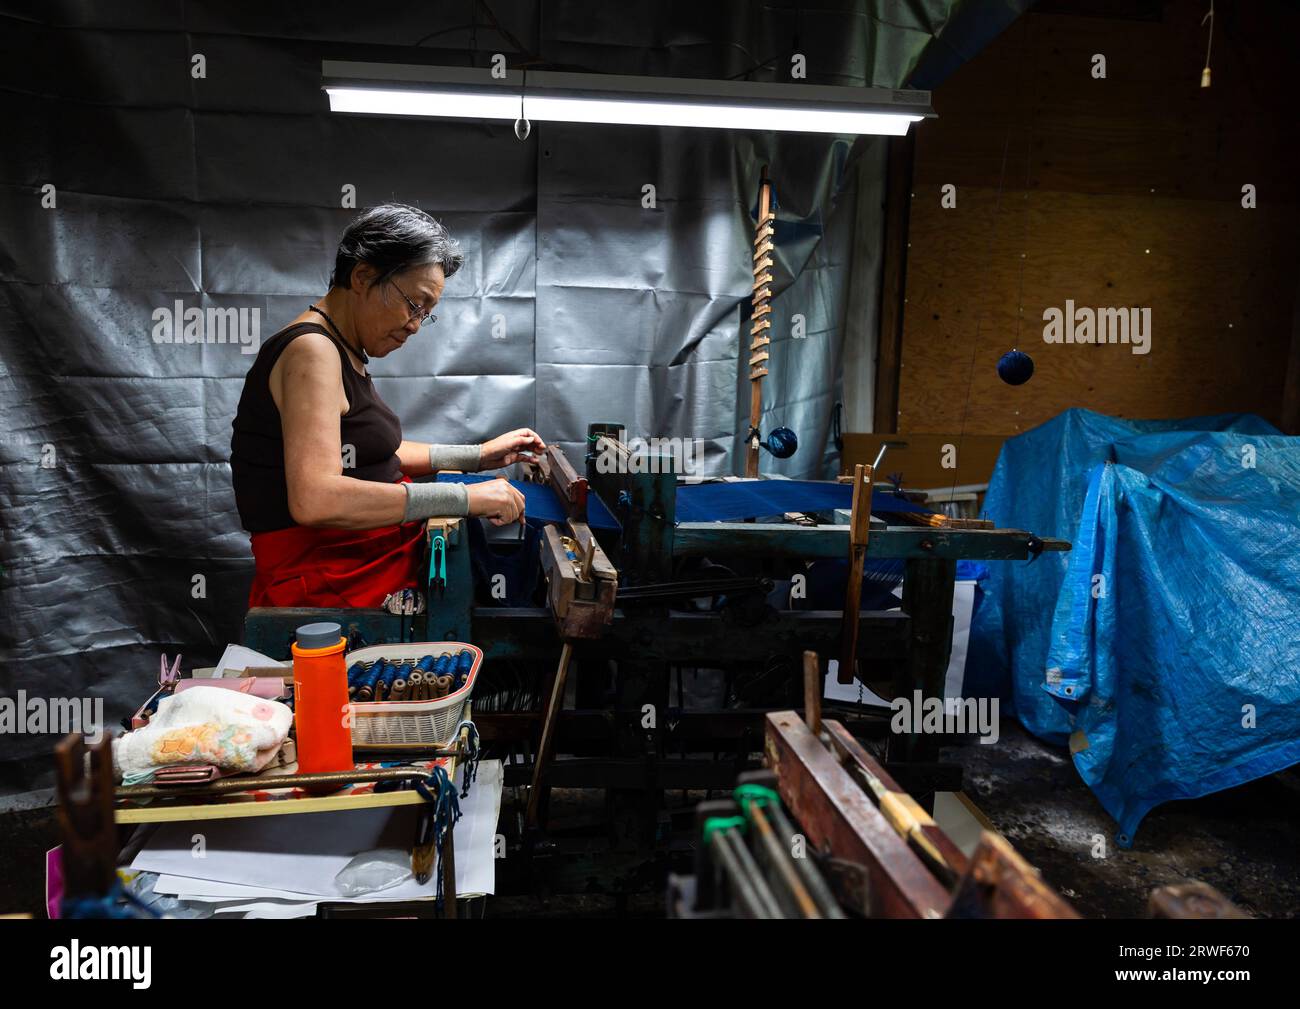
left=746, top=169, right=774, bottom=478
left=802, top=650, right=822, bottom=738
left=837, top=463, right=873, bottom=684
left=526, top=640, right=574, bottom=828
left=54, top=733, right=118, bottom=905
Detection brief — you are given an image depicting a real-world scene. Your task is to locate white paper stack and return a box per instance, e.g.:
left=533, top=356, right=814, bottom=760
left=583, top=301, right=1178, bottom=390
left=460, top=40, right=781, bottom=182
left=210, top=643, right=288, bottom=678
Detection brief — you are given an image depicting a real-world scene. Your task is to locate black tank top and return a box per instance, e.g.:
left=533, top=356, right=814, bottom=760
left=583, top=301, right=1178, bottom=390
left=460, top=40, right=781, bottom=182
left=230, top=321, right=402, bottom=532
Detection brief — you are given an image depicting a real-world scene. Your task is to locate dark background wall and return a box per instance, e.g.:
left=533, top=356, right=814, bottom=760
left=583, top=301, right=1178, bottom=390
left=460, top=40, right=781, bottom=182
left=0, top=0, right=998, bottom=792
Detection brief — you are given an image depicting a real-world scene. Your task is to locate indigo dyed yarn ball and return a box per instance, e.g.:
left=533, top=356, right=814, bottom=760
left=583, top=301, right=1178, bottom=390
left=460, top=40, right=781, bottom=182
left=997, top=349, right=1034, bottom=386
left=765, top=427, right=798, bottom=458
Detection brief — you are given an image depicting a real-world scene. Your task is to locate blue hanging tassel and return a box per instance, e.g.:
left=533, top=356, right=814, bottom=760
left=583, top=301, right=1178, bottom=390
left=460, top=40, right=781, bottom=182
left=454, top=719, right=481, bottom=798
left=415, top=766, right=462, bottom=906
left=997, top=348, right=1035, bottom=386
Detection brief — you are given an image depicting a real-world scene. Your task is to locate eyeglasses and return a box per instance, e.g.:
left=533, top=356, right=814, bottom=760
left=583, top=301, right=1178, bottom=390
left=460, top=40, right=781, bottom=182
left=390, top=279, right=438, bottom=327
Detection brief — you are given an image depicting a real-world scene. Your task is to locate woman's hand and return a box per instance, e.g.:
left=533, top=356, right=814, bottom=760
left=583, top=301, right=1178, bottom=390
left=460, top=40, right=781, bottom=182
left=479, top=428, right=546, bottom=469
left=466, top=478, right=526, bottom=526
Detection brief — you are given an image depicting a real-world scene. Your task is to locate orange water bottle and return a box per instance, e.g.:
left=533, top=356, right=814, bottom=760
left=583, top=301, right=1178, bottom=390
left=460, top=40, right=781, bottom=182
left=291, top=622, right=354, bottom=774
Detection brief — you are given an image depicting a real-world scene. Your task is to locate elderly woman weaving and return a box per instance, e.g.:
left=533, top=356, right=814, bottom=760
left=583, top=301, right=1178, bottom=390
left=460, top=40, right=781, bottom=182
left=230, top=203, right=541, bottom=608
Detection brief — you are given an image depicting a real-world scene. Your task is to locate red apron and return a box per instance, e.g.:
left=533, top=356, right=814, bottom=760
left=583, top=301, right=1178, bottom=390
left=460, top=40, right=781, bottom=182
left=248, top=518, right=426, bottom=609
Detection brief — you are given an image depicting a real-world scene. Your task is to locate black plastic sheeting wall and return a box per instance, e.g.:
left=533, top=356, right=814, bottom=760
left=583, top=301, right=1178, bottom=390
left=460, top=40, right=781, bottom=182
left=0, top=1, right=1001, bottom=791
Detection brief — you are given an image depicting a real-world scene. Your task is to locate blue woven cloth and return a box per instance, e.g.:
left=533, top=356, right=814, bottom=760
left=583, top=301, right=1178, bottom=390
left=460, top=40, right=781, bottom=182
left=438, top=473, right=619, bottom=528
left=436, top=474, right=927, bottom=527
left=437, top=474, right=935, bottom=609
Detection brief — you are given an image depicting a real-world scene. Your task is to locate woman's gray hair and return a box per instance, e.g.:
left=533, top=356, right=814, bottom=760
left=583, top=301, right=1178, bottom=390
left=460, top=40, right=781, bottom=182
left=329, top=203, right=464, bottom=289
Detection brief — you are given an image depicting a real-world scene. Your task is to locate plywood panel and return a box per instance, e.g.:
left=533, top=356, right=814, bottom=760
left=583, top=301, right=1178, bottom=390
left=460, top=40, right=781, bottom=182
left=841, top=432, right=1005, bottom=490
left=895, top=3, right=1300, bottom=437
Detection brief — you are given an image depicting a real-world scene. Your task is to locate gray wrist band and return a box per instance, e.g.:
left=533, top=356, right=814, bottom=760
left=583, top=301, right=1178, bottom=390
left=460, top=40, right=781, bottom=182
left=428, top=443, right=482, bottom=473
left=402, top=481, right=470, bottom=523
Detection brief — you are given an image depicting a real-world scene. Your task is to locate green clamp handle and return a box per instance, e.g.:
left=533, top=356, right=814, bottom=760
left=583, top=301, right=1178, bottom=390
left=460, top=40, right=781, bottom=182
left=734, top=783, right=780, bottom=819
left=701, top=815, right=747, bottom=844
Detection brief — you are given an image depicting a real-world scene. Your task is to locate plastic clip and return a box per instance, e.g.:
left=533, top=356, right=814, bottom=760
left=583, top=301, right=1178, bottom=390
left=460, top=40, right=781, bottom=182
left=430, top=534, right=447, bottom=598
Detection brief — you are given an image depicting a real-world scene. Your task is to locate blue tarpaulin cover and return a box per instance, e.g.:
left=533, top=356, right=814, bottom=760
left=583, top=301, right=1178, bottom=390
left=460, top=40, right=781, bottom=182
left=967, top=409, right=1296, bottom=845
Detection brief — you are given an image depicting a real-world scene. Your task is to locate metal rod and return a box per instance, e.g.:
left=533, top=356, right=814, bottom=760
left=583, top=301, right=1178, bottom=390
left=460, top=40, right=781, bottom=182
left=765, top=801, right=846, bottom=918
left=114, top=759, right=460, bottom=801
left=749, top=803, right=821, bottom=918
left=712, top=829, right=780, bottom=919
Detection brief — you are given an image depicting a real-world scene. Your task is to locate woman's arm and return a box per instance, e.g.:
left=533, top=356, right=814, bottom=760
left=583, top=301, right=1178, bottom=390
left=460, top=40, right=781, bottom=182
left=397, top=430, right=546, bottom=476
left=396, top=440, right=483, bottom=477
left=276, top=334, right=410, bottom=529
left=274, top=335, right=520, bottom=529
left=397, top=440, right=435, bottom=477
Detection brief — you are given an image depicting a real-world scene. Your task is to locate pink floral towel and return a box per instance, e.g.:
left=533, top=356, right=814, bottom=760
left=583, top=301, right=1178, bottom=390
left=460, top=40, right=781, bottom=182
left=114, top=686, right=293, bottom=783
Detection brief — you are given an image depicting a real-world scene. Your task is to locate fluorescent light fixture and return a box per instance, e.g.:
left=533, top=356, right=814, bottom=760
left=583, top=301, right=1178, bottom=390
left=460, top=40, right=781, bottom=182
left=322, top=61, right=933, bottom=136
left=325, top=86, right=522, bottom=120
left=327, top=86, right=521, bottom=120
left=522, top=96, right=918, bottom=135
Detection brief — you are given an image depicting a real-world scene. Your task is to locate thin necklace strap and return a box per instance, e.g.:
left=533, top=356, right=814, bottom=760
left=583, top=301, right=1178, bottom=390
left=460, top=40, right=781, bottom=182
left=307, top=304, right=368, bottom=365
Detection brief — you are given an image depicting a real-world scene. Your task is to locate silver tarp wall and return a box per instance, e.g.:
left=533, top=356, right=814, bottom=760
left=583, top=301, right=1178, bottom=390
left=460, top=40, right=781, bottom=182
left=0, top=1, right=997, bottom=790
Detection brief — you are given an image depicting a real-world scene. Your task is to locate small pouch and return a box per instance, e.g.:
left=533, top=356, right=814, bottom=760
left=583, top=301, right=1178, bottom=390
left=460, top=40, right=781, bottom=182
left=152, top=764, right=222, bottom=785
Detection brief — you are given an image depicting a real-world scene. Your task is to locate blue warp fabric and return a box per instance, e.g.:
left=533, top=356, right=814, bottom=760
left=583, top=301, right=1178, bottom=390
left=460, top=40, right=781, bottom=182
left=800, top=557, right=905, bottom=611
left=432, top=475, right=990, bottom=613
left=437, top=473, right=619, bottom=528
left=674, top=480, right=928, bottom=522
left=435, top=473, right=928, bottom=526
left=436, top=474, right=933, bottom=608
left=466, top=518, right=545, bottom=606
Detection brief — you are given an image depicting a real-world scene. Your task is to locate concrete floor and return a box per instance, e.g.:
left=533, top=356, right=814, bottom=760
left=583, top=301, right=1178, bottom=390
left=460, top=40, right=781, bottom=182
left=0, top=794, right=57, bottom=918
left=950, top=722, right=1300, bottom=918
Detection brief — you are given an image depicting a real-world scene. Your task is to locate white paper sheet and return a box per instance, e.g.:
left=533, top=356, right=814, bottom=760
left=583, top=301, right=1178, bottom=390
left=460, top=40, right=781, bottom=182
left=823, top=661, right=893, bottom=706
left=212, top=899, right=324, bottom=918
left=152, top=875, right=320, bottom=901
left=824, top=579, right=978, bottom=704
left=943, top=580, right=977, bottom=699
